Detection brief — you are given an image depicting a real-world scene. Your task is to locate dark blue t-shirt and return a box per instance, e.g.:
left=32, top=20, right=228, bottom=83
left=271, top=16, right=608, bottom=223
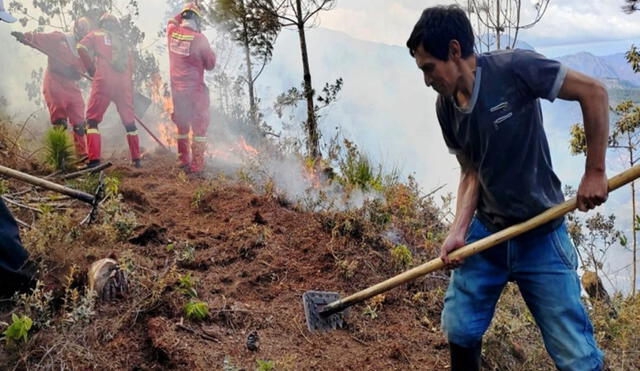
left=436, top=49, right=568, bottom=232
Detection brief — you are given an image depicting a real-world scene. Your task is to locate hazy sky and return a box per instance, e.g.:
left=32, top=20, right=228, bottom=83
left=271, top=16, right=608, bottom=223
left=321, top=1, right=640, bottom=50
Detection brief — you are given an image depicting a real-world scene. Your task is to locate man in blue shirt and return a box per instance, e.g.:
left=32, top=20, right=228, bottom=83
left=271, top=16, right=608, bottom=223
left=407, top=5, right=608, bottom=371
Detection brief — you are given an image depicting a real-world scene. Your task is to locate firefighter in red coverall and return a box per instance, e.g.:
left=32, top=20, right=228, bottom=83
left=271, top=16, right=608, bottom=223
left=77, top=13, right=141, bottom=168
left=167, top=3, right=216, bottom=174
left=11, top=18, right=93, bottom=159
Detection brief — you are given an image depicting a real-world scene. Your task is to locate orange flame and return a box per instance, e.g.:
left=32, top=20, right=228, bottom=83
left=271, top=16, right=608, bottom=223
left=148, top=73, right=178, bottom=148
left=147, top=73, right=261, bottom=163
left=302, top=162, right=323, bottom=189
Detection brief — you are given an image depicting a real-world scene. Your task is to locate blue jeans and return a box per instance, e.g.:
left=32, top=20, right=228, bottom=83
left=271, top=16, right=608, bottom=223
left=441, top=217, right=604, bottom=371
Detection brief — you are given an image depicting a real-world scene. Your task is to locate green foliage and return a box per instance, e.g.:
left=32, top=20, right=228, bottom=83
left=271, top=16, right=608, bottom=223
left=3, top=314, right=33, bottom=345
left=626, top=44, right=640, bottom=71
left=66, top=173, right=101, bottom=194
left=16, top=280, right=54, bottom=329
left=184, top=300, right=209, bottom=321
left=362, top=305, right=378, bottom=319
left=337, top=140, right=383, bottom=192
left=569, top=123, right=587, bottom=155
left=101, top=196, right=138, bottom=241
left=211, top=0, right=280, bottom=62
left=255, top=359, right=275, bottom=371
left=44, top=127, right=74, bottom=171
left=177, top=272, right=198, bottom=298
left=390, top=244, right=413, bottom=270
left=361, top=294, right=385, bottom=320
left=104, top=175, right=121, bottom=199
left=191, top=186, right=207, bottom=210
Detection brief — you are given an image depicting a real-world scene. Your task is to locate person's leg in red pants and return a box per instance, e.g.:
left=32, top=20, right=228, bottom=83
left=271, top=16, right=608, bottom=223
left=190, top=91, right=210, bottom=174
left=85, top=83, right=111, bottom=167
left=66, top=90, right=87, bottom=158
left=171, top=91, right=192, bottom=169
left=113, top=80, right=141, bottom=166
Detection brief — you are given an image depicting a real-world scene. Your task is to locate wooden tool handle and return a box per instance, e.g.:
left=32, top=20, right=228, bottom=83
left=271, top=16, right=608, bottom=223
left=0, top=164, right=95, bottom=204
left=321, top=164, right=640, bottom=316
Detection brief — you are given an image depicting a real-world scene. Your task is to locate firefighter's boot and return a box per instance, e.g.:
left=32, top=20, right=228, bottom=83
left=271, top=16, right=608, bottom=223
left=72, top=124, right=88, bottom=159
left=86, top=120, right=101, bottom=167
left=52, top=118, right=68, bottom=131
left=190, top=137, right=207, bottom=174
left=177, top=129, right=190, bottom=169
left=125, top=123, right=141, bottom=167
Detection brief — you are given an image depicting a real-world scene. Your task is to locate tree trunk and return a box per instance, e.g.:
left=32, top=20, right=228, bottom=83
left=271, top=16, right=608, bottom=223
left=496, top=0, right=501, bottom=49
left=630, top=142, right=637, bottom=296
left=241, top=15, right=259, bottom=129
left=296, top=0, right=320, bottom=158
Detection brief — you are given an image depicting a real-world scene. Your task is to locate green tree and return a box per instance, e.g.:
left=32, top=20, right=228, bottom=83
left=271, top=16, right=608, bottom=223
left=627, top=45, right=640, bottom=73
left=210, top=0, right=280, bottom=129
left=570, top=101, right=640, bottom=295
left=255, top=0, right=337, bottom=159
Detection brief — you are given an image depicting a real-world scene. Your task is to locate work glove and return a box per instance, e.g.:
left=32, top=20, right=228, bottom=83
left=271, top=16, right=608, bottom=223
left=88, top=258, right=129, bottom=302
left=10, top=31, right=25, bottom=44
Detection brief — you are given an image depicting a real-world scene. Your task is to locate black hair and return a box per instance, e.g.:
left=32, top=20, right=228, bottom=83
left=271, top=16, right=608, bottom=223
left=406, top=5, right=475, bottom=61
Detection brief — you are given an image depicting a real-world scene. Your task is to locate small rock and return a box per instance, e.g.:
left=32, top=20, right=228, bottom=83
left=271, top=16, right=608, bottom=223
left=246, top=330, right=259, bottom=351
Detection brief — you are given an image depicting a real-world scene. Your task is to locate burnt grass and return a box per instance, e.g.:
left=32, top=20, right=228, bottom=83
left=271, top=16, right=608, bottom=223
left=0, top=153, right=452, bottom=370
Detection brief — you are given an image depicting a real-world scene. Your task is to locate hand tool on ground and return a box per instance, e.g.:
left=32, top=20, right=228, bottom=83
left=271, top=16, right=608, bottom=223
left=19, top=38, right=170, bottom=153
left=0, top=164, right=104, bottom=224
left=303, top=164, right=640, bottom=332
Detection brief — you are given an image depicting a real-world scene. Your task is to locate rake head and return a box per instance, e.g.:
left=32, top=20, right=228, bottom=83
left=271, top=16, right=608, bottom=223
left=302, top=291, right=347, bottom=332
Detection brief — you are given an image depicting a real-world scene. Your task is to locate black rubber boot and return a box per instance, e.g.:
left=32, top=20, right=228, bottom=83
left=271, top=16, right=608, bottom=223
left=87, top=159, right=101, bottom=169
left=52, top=119, right=68, bottom=131
left=450, top=341, right=482, bottom=371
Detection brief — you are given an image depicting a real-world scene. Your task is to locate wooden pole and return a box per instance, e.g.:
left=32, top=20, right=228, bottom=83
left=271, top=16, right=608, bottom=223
left=0, top=165, right=94, bottom=204
left=320, top=164, right=640, bottom=316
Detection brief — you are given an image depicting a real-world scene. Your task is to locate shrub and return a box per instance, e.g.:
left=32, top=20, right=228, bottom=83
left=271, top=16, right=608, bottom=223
left=390, top=244, right=413, bottom=270
left=44, top=127, right=74, bottom=171
left=3, top=314, right=33, bottom=345
left=256, top=359, right=275, bottom=371
left=184, top=300, right=209, bottom=321
left=177, top=272, right=197, bottom=298
left=337, top=140, right=383, bottom=192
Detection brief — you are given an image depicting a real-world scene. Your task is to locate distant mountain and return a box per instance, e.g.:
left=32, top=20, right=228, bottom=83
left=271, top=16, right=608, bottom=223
left=557, top=52, right=618, bottom=80
left=474, top=33, right=536, bottom=52
left=601, top=52, right=640, bottom=87
left=557, top=51, right=640, bottom=88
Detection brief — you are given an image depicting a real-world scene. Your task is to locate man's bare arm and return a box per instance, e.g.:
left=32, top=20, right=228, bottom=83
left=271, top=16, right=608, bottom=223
left=558, top=69, right=609, bottom=211
left=440, top=155, right=480, bottom=264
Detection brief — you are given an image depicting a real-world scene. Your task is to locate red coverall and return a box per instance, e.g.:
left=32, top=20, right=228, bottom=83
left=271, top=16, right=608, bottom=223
left=23, top=31, right=87, bottom=157
left=167, top=14, right=216, bottom=173
left=77, top=29, right=140, bottom=163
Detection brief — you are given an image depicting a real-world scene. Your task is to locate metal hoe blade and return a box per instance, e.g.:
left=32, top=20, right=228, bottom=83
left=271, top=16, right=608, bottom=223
left=302, top=291, right=347, bottom=332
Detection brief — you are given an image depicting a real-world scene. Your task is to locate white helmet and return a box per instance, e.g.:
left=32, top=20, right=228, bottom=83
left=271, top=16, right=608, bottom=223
left=0, top=0, right=16, bottom=23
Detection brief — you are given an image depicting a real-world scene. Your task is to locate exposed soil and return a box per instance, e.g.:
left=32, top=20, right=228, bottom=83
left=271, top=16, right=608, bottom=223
left=1, top=153, right=451, bottom=370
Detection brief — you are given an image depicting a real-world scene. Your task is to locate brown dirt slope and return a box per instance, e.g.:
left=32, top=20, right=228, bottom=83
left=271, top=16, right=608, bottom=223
left=1, top=153, right=450, bottom=370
